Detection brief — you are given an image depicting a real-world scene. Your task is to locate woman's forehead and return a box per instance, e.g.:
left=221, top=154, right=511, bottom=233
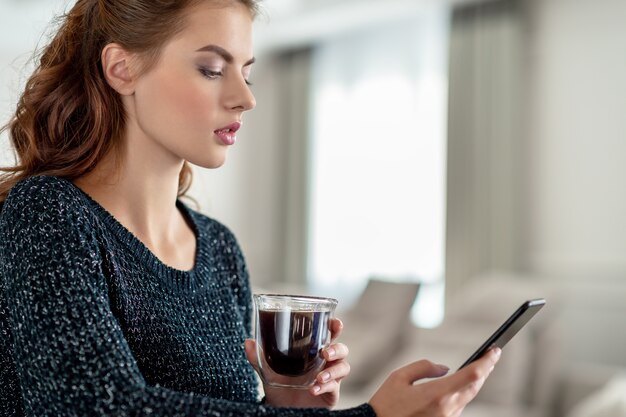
left=174, top=2, right=254, bottom=56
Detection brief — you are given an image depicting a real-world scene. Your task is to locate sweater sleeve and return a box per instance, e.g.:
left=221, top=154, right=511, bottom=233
left=0, top=180, right=376, bottom=417
left=221, top=223, right=255, bottom=338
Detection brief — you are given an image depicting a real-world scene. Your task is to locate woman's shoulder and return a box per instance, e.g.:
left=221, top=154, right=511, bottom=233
left=6, top=175, right=80, bottom=203
left=0, top=176, right=101, bottom=268
left=1, top=175, right=91, bottom=230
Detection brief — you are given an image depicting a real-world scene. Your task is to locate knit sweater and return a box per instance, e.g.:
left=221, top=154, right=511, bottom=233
left=0, top=175, right=375, bottom=417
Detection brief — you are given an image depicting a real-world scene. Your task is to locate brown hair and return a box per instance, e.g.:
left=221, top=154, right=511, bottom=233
left=0, top=0, right=259, bottom=202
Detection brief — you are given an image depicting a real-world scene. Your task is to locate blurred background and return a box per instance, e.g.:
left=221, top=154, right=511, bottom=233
left=1, top=0, right=625, bottom=416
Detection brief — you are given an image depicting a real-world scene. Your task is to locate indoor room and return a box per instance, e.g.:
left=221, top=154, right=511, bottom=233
left=1, top=0, right=625, bottom=416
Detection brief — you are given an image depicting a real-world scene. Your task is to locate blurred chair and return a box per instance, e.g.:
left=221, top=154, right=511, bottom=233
left=339, top=278, right=420, bottom=390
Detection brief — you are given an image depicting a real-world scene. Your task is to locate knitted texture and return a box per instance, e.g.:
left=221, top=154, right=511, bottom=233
left=0, top=176, right=376, bottom=417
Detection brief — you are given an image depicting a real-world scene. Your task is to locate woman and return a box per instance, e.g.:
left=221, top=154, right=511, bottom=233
left=0, top=0, right=500, bottom=416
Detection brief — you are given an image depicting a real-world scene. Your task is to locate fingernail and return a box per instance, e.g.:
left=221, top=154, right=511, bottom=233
left=312, top=385, right=321, bottom=393
left=320, top=371, right=331, bottom=382
left=326, top=348, right=336, bottom=358
left=437, top=364, right=450, bottom=372
left=493, top=347, right=502, bottom=357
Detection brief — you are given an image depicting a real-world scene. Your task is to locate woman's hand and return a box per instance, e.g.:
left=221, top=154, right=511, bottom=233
left=369, top=347, right=501, bottom=417
left=245, top=318, right=349, bottom=409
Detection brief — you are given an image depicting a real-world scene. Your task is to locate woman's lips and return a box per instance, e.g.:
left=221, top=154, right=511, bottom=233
left=214, top=122, right=241, bottom=146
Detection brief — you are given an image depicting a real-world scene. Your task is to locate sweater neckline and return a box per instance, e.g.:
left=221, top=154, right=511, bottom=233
left=63, top=178, right=206, bottom=288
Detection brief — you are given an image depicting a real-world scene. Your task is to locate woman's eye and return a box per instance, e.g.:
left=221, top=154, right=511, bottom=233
left=199, top=67, right=222, bottom=79
left=243, top=68, right=253, bottom=86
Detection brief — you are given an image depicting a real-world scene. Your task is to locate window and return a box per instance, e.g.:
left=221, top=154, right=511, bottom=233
left=307, top=7, right=450, bottom=327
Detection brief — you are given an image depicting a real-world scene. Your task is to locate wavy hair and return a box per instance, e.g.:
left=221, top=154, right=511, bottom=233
left=0, top=0, right=259, bottom=202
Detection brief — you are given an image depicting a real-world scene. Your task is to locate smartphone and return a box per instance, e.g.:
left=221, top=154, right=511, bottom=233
left=457, top=298, right=546, bottom=370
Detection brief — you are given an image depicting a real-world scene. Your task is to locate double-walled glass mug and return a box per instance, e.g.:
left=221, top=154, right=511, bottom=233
left=253, top=294, right=338, bottom=388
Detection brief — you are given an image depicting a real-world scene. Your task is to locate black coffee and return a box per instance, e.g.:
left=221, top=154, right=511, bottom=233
left=258, top=309, right=331, bottom=376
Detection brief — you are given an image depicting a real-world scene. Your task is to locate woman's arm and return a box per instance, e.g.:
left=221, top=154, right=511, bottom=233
left=0, top=179, right=374, bottom=417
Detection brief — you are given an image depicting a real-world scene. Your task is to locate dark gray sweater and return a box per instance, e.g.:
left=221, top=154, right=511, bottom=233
left=0, top=176, right=375, bottom=417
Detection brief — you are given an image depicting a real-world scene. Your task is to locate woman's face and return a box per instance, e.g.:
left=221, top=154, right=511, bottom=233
left=127, top=1, right=256, bottom=169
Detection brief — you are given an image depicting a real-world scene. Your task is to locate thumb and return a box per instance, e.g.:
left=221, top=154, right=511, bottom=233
left=393, top=360, right=450, bottom=384
left=330, top=318, right=344, bottom=341
left=244, top=339, right=259, bottom=370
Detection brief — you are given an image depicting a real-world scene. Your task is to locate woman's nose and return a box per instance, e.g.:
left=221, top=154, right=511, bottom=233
left=225, top=75, right=256, bottom=112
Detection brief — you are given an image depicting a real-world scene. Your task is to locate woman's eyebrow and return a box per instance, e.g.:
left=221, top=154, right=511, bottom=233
left=195, top=44, right=256, bottom=66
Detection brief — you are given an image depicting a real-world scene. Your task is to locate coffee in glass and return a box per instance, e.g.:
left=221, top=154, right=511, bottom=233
left=253, top=294, right=338, bottom=388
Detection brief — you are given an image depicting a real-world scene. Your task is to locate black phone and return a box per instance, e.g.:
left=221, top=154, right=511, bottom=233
left=457, top=298, right=546, bottom=370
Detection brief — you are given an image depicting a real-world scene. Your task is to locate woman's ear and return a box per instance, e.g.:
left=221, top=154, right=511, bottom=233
left=101, top=43, right=137, bottom=95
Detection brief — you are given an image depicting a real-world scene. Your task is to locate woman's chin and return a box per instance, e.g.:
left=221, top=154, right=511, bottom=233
left=196, top=155, right=227, bottom=170
left=184, top=148, right=227, bottom=169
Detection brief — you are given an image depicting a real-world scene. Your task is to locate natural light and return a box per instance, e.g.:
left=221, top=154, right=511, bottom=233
left=307, top=8, right=449, bottom=328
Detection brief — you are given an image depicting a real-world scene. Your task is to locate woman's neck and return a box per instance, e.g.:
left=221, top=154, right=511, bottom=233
left=73, top=141, right=196, bottom=270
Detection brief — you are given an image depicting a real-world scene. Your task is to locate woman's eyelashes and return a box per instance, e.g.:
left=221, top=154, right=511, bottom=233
left=198, top=66, right=223, bottom=79
left=198, top=66, right=253, bottom=86
left=243, top=68, right=253, bottom=86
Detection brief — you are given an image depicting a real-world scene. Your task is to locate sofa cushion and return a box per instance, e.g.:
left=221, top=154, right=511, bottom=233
left=420, top=320, right=532, bottom=407
left=566, top=373, right=626, bottom=417
left=338, top=319, right=532, bottom=408
left=463, top=403, right=547, bottom=417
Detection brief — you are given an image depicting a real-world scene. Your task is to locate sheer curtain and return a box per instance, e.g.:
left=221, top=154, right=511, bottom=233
left=307, top=6, right=450, bottom=327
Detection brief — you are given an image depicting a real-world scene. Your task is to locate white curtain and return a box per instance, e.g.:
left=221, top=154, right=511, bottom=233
left=307, top=7, right=450, bottom=327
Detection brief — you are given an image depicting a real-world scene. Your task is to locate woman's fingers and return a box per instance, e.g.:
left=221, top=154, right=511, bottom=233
left=330, top=318, right=343, bottom=340
left=312, top=340, right=351, bottom=396
left=316, top=357, right=351, bottom=384
left=392, top=359, right=451, bottom=385
left=447, top=347, right=501, bottom=393
left=369, top=350, right=502, bottom=417
left=431, top=347, right=500, bottom=409
left=244, top=339, right=259, bottom=370
left=322, top=342, right=349, bottom=361
left=311, top=378, right=340, bottom=396
left=369, top=360, right=452, bottom=417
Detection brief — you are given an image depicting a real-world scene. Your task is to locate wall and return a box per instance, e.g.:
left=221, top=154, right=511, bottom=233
left=0, top=1, right=72, bottom=165
left=188, top=56, right=287, bottom=288
left=241, top=0, right=626, bottom=288
left=0, top=0, right=288, bottom=288
left=523, top=0, right=626, bottom=280
left=2, top=0, right=626, bottom=288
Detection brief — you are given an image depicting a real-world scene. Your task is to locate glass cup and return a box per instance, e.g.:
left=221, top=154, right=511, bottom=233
left=253, top=294, right=338, bottom=388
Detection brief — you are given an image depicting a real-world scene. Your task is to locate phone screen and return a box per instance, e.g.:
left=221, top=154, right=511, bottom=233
left=458, top=298, right=546, bottom=370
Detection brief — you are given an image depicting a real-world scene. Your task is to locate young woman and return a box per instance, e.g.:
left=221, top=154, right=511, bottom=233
left=0, top=0, right=500, bottom=416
